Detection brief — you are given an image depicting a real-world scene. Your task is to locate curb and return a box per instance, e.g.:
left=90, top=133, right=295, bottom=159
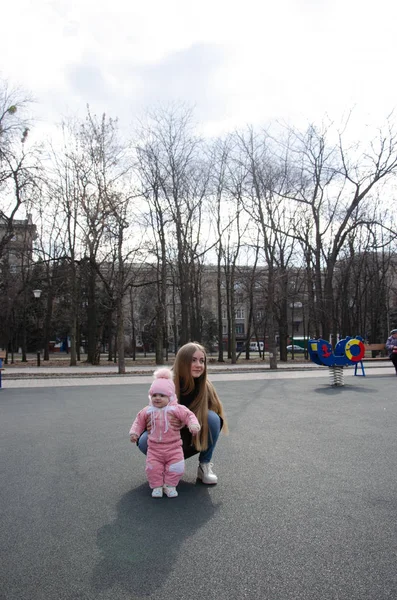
left=2, top=362, right=391, bottom=380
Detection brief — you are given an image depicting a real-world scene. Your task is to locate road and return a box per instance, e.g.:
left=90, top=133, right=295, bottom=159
left=1, top=371, right=397, bottom=599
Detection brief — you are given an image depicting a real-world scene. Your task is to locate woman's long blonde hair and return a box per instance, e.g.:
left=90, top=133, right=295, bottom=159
left=173, top=342, right=228, bottom=451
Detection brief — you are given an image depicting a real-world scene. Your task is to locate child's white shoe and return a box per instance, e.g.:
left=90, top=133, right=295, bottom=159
left=163, top=485, right=178, bottom=498
left=152, top=487, right=163, bottom=498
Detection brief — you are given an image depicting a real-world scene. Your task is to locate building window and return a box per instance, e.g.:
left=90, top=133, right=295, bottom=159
left=223, top=324, right=227, bottom=334
left=235, top=323, right=245, bottom=335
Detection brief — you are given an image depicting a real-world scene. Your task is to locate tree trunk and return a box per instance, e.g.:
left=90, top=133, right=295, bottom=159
left=155, top=303, right=164, bottom=365
left=230, top=276, right=236, bottom=364
left=217, top=258, right=225, bottom=362
left=43, top=287, right=53, bottom=361
left=21, top=309, right=27, bottom=362
left=87, top=263, right=97, bottom=364
left=179, top=275, right=190, bottom=346
left=117, top=298, right=125, bottom=374
left=70, top=313, right=77, bottom=366
left=267, top=274, right=278, bottom=369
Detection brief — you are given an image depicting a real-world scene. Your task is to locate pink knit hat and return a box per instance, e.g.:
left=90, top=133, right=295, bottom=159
left=149, top=368, right=176, bottom=403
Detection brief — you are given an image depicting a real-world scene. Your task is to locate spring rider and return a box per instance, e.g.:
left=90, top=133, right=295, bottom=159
left=308, top=336, right=366, bottom=386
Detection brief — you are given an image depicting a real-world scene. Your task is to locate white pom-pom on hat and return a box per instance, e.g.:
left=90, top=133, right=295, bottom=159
left=153, top=368, right=173, bottom=380
left=149, top=367, right=176, bottom=401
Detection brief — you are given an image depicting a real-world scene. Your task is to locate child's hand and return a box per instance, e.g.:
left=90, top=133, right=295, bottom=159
left=189, top=423, right=201, bottom=436
left=130, top=433, right=138, bottom=443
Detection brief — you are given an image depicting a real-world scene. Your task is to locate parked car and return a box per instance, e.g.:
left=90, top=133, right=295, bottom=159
left=249, top=341, right=264, bottom=352
left=286, top=344, right=305, bottom=353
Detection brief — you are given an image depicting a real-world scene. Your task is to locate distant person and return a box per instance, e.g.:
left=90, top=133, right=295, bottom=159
left=386, top=329, right=397, bottom=375
left=137, top=342, right=228, bottom=485
left=130, top=368, right=200, bottom=498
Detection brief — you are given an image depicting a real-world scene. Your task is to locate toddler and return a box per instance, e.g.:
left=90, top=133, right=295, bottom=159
left=129, top=368, right=200, bottom=498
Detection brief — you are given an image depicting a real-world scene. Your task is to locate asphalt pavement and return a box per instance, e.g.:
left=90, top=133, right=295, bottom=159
left=1, top=369, right=397, bottom=599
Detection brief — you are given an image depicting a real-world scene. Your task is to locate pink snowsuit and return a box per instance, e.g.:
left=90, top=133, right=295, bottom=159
left=129, top=398, right=200, bottom=489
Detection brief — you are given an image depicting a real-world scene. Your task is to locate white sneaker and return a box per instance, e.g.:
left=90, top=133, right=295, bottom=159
left=163, top=485, right=178, bottom=498
left=197, top=462, right=218, bottom=484
left=151, top=487, right=163, bottom=498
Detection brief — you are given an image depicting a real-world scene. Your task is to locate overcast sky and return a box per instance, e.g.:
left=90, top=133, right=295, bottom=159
left=2, top=0, right=397, bottom=140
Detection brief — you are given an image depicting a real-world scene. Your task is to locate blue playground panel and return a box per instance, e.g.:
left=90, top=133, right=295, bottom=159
left=308, top=337, right=366, bottom=376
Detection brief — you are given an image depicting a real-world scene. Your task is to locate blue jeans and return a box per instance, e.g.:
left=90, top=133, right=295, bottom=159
left=137, top=410, right=221, bottom=463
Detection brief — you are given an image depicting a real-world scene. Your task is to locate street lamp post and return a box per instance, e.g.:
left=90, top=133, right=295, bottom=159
left=33, top=289, right=42, bottom=366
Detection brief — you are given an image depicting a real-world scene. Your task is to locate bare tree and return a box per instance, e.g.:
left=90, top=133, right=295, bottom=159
left=136, top=106, right=208, bottom=347
left=222, top=151, right=248, bottom=364
left=209, top=136, right=233, bottom=362
left=136, top=130, right=171, bottom=363
left=0, top=80, right=36, bottom=259
left=334, top=220, right=397, bottom=342
left=0, top=79, right=32, bottom=155
left=280, top=117, right=397, bottom=339
left=47, top=122, right=86, bottom=366
left=237, top=127, right=294, bottom=369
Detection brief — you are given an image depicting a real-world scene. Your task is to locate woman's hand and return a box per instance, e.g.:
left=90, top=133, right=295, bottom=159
left=145, top=415, right=183, bottom=430
left=168, top=414, right=183, bottom=430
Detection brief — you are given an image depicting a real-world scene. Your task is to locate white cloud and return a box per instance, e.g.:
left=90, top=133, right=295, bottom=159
left=1, top=0, right=397, bottom=140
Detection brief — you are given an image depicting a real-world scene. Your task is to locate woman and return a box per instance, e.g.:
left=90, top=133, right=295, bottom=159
left=386, top=328, right=397, bottom=375
left=138, top=342, right=227, bottom=484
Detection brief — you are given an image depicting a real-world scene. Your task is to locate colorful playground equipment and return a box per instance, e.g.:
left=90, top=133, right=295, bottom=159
left=308, top=336, right=366, bottom=386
